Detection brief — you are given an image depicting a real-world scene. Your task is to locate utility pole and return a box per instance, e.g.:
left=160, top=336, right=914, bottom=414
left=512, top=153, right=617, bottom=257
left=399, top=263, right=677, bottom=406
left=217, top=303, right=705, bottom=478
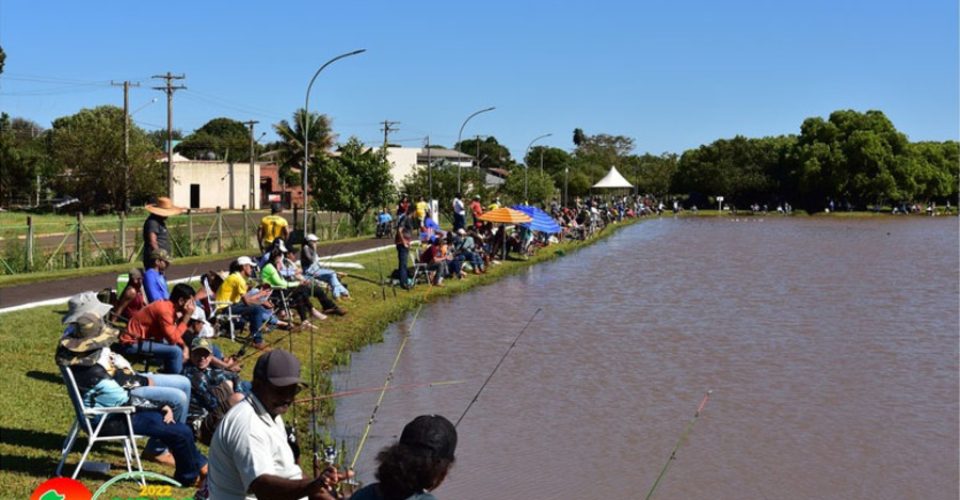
left=380, top=120, right=400, bottom=147
left=152, top=72, right=186, bottom=198
left=425, top=136, right=432, bottom=202
left=112, top=80, right=140, bottom=212
left=244, top=120, right=259, bottom=210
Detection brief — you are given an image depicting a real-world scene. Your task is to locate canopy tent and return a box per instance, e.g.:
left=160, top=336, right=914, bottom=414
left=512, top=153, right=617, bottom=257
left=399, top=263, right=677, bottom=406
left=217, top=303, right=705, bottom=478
left=478, top=207, right=533, bottom=224
left=592, top=166, right=633, bottom=189
left=512, top=205, right=562, bottom=234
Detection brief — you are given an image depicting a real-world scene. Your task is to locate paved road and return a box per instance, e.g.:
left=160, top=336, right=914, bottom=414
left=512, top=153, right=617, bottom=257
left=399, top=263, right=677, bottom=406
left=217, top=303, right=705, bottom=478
left=0, top=236, right=392, bottom=310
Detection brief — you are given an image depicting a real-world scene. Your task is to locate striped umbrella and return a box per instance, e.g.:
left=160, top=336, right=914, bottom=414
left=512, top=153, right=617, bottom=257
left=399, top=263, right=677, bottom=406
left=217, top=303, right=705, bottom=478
left=478, top=207, right=533, bottom=224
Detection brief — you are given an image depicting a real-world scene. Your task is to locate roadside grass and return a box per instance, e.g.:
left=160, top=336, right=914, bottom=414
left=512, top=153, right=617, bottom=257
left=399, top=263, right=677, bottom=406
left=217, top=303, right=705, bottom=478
left=0, top=217, right=640, bottom=497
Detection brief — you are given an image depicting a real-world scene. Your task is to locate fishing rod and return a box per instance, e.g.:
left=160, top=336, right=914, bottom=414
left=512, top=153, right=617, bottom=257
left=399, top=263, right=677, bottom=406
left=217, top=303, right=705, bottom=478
left=644, top=390, right=713, bottom=500
left=454, top=307, right=541, bottom=427
left=293, top=379, right=466, bottom=405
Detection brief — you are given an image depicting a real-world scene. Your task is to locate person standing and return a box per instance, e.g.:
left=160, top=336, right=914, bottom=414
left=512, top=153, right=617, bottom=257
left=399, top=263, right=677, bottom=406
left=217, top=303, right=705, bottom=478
left=470, top=195, right=484, bottom=228
left=414, top=195, right=428, bottom=231
left=144, top=249, right=172, bottom=303
left=143, top=197, right=185, bottom=268
left=452, top=193, right=466, bottom=232
left=395, top=221, right=412, bottom=290
left=207, top=350, right=343, bottom=499
left=258, top=203, right=290, bottom=253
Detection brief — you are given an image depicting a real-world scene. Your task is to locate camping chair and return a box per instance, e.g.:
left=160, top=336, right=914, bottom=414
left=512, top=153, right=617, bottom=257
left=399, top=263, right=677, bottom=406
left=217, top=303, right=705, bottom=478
left=56, top=366, right=146, bottom=485
left=410, top=247, right=429, bottom=286
left=200, top=275, right=244, bottom=342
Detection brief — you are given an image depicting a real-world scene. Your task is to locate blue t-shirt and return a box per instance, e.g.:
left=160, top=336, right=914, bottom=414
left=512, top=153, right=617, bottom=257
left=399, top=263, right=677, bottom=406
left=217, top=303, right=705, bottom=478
left=143, top=268, right=169, bottom=303
left=378, top=213, right=393, bottom=224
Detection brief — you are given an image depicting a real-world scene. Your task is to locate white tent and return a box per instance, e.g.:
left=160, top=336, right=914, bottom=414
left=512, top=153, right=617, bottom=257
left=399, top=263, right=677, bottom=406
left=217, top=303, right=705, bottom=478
left=592, top=166, right=633, bottom=189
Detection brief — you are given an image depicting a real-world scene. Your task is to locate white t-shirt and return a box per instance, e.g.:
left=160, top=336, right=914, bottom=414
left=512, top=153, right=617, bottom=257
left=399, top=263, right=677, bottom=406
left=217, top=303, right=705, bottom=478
left=453, top=198, right=465, bottom=215
left=208, top=393, right=304, bottom=499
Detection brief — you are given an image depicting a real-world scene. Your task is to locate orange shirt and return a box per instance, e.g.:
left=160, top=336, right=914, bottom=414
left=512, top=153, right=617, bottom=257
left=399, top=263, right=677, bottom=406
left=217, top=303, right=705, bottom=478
left=122, top=300, right=188, bottom=347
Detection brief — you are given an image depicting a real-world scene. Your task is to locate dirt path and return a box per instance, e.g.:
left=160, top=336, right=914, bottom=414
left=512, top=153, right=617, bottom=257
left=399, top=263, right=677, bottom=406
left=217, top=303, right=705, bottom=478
left=0, top=237, right=392, bottom=310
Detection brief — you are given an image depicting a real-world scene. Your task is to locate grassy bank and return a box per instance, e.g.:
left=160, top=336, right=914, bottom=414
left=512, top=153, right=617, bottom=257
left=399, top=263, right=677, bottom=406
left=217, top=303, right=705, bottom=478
left=0, top=217, right=640, bottom=498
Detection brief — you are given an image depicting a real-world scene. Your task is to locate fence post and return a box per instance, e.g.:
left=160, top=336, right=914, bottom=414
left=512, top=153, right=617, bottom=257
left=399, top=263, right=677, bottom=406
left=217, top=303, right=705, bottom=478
left=188, top=209, right=194, bottom=256
left=216, top=206, right=223, bottom=253
left=76, top=212, right=83, bottom=269
left=329, top=211, right=334, bottom=240
left=26, top=216, right=34, bottom=271
left=311, top=211, right=317, bottom=235
left=119, top=212, right=126, bottom=261
left=243, top=205, right=248, bottom=248
left=293, top=204, right=299, bottom=232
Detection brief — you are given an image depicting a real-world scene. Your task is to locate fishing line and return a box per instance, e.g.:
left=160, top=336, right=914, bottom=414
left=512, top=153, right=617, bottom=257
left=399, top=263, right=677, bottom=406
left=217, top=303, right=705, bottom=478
left=293, top=379, right=465, bottom=404
left=454, top=307, right=541, bottom=427
left=644, top=390, right=713, bottom=500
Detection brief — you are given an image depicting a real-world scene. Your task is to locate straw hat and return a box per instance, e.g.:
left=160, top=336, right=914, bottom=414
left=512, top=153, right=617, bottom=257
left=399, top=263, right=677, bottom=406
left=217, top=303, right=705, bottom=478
left=145, top=197, right=185, bottom=217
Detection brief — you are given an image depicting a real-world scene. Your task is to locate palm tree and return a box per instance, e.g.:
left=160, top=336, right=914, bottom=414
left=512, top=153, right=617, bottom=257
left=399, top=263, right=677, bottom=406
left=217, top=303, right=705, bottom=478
left=273, top=108, right=337, bottom=184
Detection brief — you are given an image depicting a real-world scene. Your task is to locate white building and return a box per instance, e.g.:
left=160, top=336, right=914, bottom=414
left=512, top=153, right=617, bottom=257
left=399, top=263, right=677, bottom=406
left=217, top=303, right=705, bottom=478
left=162, top=153, right=263, bottom=210
left=384, top=147, right=474, bottom=186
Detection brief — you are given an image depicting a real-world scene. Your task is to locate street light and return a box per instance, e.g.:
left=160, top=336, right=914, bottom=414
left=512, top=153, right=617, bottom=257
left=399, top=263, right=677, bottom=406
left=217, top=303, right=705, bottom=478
left=524, top=133, right=552, bottom=202
left=456, top=106, right=495, bottom=193
left=302, top=49, right=366, bottom=231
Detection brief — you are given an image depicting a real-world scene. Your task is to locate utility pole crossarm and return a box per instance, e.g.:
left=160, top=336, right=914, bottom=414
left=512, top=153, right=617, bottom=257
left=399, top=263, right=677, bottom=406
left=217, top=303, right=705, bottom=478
left=152, top=72, right=186, bottom=199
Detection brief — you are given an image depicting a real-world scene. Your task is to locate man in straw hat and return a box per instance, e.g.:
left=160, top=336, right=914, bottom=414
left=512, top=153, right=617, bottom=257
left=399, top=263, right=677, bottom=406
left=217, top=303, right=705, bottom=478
left=143, top=196, right=185, bottom=268
left=208, top=349, right=346, bottom=499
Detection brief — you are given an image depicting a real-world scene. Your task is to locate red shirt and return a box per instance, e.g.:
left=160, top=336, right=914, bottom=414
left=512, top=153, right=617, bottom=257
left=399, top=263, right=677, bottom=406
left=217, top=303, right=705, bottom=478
left=122, top=300, right=188, bottom=347
left=470, top=200, right=483, bottom=218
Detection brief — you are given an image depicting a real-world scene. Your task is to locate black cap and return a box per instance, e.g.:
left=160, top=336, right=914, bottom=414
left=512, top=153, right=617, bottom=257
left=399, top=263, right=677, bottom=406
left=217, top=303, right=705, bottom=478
left=253, top=349, right=304, bottom=386
left=399, top=415, right=457, bottom=460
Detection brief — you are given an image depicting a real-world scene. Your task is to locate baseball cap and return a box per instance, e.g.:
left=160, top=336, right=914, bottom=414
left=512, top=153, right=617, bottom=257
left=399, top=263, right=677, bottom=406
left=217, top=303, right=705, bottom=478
left=236, top=256, right=255, bottom=267
left=253, top=349, right=304, bottom=387
left=306, top=233, right=319, bottom=242
left=191, top=337, right=213, bottom=353
left=399, top=415, right=457, bottom=460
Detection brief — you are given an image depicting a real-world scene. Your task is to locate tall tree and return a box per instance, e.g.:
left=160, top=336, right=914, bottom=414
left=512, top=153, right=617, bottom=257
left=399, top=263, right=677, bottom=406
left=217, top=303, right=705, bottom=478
left=454, top=136, right=514, bottom=170
left=399, top=160, right=491, bottom=217
left=499, top=165, right=557, bottom=206
left=0, top=114, right=50, bottom=206
left=176, top=117, right=252, bottom=161
left=49, top=106, right=161, bottom=211
left=273, top=108, right=336, bottom=189
left=312, top=138, right=393, bottom=235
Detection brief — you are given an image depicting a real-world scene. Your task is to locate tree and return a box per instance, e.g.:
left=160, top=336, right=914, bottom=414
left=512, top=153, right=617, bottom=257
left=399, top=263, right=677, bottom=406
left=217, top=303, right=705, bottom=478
left=312, top=138, right=393, bottom=235
left=454, top=136, right=514, bottom=170
left=146, top=128, right=183, bottom=150
left=572, top=128, right=585, bottom=147
left=399, top=160, right=491, bottom=218
left=499, top=165, right=557, bottom=206
left=0, top=114, right=50, bottom=206
left=0, top=45, right=5, bottom=75
left=273, top=109, right=336, bottom=190
left=524, top=146, right=570, bottom=177
left=630, top=153, right=678, bottom=197
left=176, top=118, right=252, bottom=161
left=49, top=106, right=162, bottom=211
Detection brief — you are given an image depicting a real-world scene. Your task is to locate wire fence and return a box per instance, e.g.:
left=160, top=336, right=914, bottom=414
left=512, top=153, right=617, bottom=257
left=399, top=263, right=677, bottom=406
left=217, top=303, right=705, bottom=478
left=0, top=207, right=376, bottom=276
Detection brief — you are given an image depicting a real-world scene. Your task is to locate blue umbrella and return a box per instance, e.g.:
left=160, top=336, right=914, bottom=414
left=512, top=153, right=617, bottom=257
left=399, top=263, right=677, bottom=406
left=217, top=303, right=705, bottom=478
left=512, top=205, right=562, bottom=234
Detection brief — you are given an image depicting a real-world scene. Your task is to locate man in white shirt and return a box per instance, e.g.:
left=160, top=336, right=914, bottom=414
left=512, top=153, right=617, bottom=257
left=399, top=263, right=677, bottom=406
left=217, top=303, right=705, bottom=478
left=207, top=349, right=340, bottom=499
left=452, top=193, right=466, bottom=232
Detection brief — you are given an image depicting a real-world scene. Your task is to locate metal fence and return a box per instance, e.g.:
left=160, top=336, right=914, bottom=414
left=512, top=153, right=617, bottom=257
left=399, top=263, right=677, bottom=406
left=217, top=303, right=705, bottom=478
left=0, top=206, right=370, bottom=275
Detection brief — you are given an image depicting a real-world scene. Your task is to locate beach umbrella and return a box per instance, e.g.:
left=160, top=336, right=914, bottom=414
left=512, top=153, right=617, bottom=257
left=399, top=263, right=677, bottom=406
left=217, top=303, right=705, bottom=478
left=512, top=205, right=561, bottom=234
left=478, top=207, right=532, bottom=224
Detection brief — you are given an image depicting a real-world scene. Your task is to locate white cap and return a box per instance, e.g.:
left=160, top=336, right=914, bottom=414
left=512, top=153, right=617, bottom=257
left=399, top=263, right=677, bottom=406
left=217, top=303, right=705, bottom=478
left=276, top=240, right=288, bottom=253
left=306, top=234, right=319, bottom=242
left=237, top=256, right=255, bottom=267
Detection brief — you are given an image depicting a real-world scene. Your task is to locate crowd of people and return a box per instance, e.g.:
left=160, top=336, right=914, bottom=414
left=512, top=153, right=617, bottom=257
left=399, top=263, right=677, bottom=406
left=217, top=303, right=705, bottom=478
left=54, top=192, right=660, bottom=498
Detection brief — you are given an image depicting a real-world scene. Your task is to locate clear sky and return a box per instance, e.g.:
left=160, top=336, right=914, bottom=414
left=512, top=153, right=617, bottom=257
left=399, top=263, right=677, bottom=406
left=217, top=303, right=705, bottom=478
left=1, top=0, right=957, bottom=160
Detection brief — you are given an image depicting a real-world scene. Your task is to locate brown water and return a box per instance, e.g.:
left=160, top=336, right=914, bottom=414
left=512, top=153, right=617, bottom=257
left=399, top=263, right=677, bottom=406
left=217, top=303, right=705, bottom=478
left=329, top=217, right=959, bottom=499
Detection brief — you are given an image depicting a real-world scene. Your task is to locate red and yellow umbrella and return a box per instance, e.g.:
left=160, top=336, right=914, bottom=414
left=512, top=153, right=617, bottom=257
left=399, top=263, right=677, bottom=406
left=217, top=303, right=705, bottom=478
left=478, top=207, right=533, bottom=224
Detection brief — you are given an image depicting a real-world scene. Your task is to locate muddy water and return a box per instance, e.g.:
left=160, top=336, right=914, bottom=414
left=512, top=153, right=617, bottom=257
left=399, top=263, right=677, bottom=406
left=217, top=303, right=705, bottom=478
left=328, top=217, right=959, bottom=499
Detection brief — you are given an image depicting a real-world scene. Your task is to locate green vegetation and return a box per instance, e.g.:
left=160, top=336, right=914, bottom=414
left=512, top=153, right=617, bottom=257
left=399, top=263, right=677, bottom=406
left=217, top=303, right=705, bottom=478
left=0, top=218, right=639, bottom=497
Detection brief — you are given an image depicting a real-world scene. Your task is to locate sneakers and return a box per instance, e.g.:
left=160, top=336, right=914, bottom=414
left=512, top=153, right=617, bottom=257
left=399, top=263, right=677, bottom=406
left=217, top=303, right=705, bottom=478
left=143, top=450, right=176, bottom=467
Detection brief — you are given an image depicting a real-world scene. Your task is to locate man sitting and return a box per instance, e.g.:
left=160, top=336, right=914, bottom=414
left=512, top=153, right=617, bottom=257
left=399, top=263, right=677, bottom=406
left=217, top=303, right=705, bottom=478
left=420, top=236, right=448, bottom=286
left=215, top=256, right=271, bottom=349
left=119, top=283, right=197, bottom=374
left=300, top=234, right=350, bottom=299
left=182, top=338, right=248, bottom=445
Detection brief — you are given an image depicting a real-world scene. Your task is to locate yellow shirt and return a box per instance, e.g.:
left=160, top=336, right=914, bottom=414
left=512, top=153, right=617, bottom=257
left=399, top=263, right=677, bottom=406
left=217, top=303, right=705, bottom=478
left=260, top=215, right=288, bottom=244
left=216, top=272, right=248, bottom=309
left=415, top=201, right=428, bottom=219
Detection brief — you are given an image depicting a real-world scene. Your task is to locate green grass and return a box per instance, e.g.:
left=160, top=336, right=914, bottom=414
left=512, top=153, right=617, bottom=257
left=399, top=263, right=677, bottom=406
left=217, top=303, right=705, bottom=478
left=0, top=217, right=640, bottom=498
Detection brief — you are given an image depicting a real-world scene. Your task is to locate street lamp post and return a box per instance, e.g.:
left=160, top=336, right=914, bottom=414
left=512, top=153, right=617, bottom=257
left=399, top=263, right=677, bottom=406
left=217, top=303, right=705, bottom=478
left=456, top=107, right=495, bottom=194
left=302, top=49, right=366, bottom=231
left=524, top=133, right=552, bottom=202
left=564, top=166, right=569, bottom=208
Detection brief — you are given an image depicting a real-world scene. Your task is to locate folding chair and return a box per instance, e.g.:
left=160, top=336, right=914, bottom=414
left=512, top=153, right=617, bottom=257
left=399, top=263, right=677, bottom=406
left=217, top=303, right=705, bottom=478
left=56, top=366, right=146, bottom=484
left=200, top=275, right=243, bottom=342
left=410, top=246, right=429, bottom=285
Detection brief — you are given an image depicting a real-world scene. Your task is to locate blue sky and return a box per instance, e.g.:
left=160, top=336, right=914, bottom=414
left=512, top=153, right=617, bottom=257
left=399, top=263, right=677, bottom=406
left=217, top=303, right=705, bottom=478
left=1, top=0, right=957, bottom=159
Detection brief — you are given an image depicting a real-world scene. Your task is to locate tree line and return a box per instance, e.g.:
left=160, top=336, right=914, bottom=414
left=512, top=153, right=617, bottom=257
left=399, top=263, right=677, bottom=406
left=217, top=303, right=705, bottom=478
left=1, top=106, right=955, bottom=219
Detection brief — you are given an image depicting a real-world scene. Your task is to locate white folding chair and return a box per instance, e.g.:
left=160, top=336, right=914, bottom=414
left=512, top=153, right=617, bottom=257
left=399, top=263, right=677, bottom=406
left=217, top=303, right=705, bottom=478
left=201, top=275, right=241, bottom=342
left=410, top=246, right=429, bottom=285
left=56, top=366, right=146, bottom=484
